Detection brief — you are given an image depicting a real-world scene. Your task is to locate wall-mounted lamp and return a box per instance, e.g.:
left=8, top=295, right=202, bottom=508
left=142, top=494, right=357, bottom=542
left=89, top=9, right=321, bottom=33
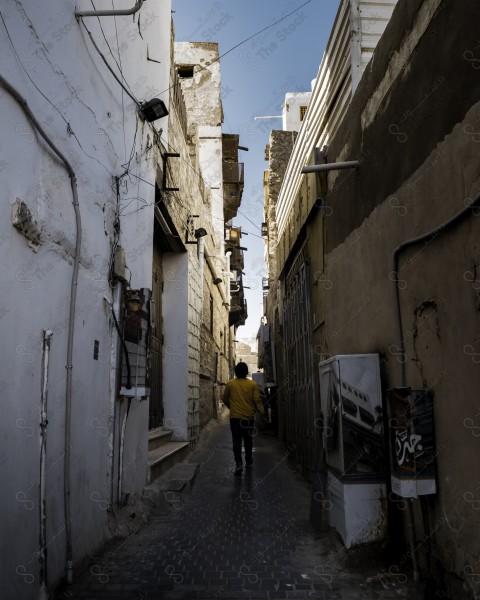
left=213, top=277, right=223, bottom=285
left=139, top=98, right=169, bottom=122
left=194, top=228, right=207, bottom=239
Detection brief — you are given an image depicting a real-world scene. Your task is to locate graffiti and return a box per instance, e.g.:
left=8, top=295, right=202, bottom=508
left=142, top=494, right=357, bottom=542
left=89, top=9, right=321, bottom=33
left=394, top=430, right=423, bottom=466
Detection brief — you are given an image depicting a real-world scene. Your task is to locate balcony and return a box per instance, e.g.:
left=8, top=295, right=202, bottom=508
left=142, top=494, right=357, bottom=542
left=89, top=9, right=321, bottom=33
left=229, top=298, right=247, bottom=328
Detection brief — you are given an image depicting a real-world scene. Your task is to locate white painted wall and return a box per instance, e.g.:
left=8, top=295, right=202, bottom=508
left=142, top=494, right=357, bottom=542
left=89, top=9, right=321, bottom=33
left=0, top=0, right=171, bottom=596
left=282, top=91, right=312, bottom=132
left=198, top=124, right=224, bottom=245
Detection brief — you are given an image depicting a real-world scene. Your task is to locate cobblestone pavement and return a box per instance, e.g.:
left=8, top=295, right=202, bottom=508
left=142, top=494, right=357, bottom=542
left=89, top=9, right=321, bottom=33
left=56, top=418, right=425, bottom=600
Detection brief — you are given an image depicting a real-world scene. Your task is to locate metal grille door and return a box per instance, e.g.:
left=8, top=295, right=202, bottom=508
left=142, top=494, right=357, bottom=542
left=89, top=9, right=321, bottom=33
left=283, top=248, right=316, bottom=474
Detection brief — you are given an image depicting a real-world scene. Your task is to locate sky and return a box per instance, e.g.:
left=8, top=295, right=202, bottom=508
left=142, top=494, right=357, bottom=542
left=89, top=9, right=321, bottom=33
left=172, top=0, right=340, bottom=343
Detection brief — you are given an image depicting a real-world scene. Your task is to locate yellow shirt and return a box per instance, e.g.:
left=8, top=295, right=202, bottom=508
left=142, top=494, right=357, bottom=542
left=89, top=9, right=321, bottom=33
left=223, top=378, right=264, bottom=419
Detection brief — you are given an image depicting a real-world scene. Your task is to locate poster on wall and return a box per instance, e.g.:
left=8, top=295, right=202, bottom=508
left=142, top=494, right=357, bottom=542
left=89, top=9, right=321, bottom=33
left=387, top=387, right=437, bottom=498
left=319, top=354, right=385, bottom=477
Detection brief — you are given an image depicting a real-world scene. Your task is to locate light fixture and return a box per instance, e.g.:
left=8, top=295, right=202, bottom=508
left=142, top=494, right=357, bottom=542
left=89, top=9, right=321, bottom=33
left=139, top=98, right=169, bottom=122
left=194, top=228, right=207, bottom=239
left=213, top=277, right=223, bottom=285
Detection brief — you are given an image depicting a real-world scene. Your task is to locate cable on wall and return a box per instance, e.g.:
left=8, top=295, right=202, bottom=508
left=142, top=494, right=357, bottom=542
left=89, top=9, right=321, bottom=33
left=0, top=72, right=82, bottom=585
left=0, top=11, right=116, bottom=178
left=80, top=18, right=140, bottom=108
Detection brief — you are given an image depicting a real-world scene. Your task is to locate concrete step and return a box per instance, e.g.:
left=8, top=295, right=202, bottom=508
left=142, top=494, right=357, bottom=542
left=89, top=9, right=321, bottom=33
left=148, top=429, right=173, bottom=451
left=147, top=441, right=190, bottom=484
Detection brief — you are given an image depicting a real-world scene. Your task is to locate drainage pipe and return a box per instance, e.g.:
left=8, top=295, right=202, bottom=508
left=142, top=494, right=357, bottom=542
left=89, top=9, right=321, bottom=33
left=107, top=283, right=122, bottom=509
left=391, top=193, right=480, bottom=582
left=39, top=330, right=53, bottom=599
left=0, top=73, right=82, bottom=585
left=205, top=249, right=228, bottom=305
left=392, top=194, right=480, bottom=385
left=75, top=0, right=144, bottom=19
left=117, top=398, right=132, bottom=505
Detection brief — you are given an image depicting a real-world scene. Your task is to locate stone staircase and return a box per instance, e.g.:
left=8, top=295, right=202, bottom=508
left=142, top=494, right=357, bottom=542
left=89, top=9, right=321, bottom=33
left=147, top=429, right=190, bottom=484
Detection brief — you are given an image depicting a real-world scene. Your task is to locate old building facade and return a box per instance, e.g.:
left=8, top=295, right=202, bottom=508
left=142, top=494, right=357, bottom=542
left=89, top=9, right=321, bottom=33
left=0, top=4, right=245, bottom=598
left=263, top=0, right=480, bottom=596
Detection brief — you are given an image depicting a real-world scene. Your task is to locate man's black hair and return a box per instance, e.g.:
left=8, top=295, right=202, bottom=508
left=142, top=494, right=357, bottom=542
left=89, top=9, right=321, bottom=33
left=234, top=362, right=248, bottom=378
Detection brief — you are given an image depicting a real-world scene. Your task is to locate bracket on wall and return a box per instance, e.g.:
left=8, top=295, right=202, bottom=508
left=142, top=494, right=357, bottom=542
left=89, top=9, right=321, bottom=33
left=162, top=152, right=180, bottom=191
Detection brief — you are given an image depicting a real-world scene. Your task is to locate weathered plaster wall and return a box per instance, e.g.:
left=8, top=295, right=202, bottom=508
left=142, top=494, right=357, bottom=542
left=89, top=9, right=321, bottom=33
left=0, top=1, right=171, bottom=596
left=296, top=0, right=480, bottom=594
left=175, top=42, right=224, bottom=248
left=318, top=103, right=480, bottom=596
left=174, top=42, right=223, bottom=133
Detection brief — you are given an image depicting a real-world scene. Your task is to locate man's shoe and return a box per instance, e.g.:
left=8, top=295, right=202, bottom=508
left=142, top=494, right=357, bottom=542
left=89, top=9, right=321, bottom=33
left=245, top=459, right=253, bottom=468
left=234, top=462, right=243, bottom=476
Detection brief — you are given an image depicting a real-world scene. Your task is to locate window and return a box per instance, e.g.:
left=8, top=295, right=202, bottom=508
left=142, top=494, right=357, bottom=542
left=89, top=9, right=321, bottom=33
left=300, top=105, right=308, bottom=121
left=177, top=65, right=194, bottom=78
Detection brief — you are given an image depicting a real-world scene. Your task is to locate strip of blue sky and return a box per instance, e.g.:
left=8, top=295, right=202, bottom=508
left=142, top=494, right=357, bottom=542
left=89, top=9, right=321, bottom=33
left=173, top=0, right=339, bottom=339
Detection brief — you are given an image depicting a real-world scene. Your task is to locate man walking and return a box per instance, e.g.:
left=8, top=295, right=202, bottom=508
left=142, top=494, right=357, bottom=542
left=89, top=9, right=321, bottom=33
left=223, top=362, right=265, bottom=475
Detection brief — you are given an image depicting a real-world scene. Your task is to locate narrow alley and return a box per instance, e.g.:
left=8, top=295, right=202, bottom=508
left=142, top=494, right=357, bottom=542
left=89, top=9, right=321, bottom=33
left=56, top=419, right=424, bottom=600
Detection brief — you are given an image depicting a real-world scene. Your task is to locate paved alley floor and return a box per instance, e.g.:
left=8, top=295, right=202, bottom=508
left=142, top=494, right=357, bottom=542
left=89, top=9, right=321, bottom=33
left=56, top=418, right=425, bottom=600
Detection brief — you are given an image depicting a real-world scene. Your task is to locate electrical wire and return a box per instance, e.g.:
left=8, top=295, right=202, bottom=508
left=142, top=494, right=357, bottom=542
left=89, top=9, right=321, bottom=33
left=217, top=0, right=312, bottom=62
left=90, top=0, right=135, bottom=97
left=110, top=302, right=131, bottom=389
left=159, top=133, right=263, bottom=232
left=0, top=11, right=116, bottom=179
left=112, top=7, right=128, bottom=161
left=90, top=0, right=130, bottom=159
left=120, top=116, right=139, bottom=174
left=80, top=17, right=140, bottom=107
left=158, top=0, right=312, bottom=97
left=123, top=163, right=264, bottom=239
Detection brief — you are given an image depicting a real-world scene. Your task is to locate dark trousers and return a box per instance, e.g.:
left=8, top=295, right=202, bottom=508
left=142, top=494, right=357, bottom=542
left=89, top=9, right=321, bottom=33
left=230, top=418, right=255, bottom=464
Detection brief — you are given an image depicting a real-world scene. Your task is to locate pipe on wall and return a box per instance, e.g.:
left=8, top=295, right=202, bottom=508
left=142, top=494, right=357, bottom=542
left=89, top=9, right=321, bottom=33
left=107, top=283, right=123, bottom=509
left=0, top=73, right=82, bottom=584
left=75, top=0, right=144, bottom=18
left=205, top=249, right=228, bottom=305
left=392, top=194, right=480, bottom=386
left=391, top=193, right=480, bottom=582
left=301, top=160, right=360, bottom=173
left=39, top=330, right=53, bottom=599
left=118, top=398, right=132, bottom=505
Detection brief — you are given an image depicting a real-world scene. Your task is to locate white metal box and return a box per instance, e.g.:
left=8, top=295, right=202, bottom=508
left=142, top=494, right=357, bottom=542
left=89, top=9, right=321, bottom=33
left=327, top=471, right=387, bottom=548
left=318, top=354, right=387, bottom=547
